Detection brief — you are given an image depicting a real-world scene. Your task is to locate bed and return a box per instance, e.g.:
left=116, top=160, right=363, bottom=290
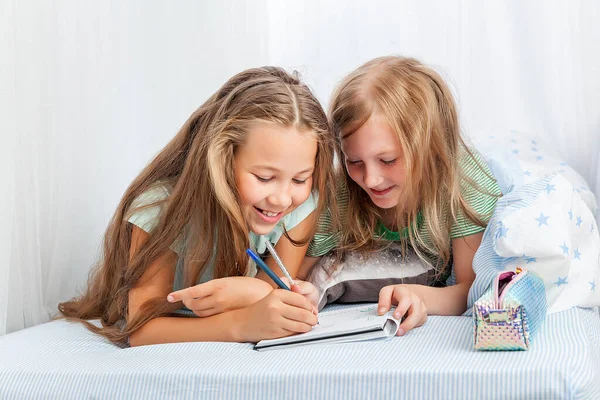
left=2, top=131, right=598, bottom=399
left=0, top=305, right=599, bottom=399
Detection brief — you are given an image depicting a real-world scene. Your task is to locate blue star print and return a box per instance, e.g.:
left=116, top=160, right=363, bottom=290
left=531, top=147, right=538, bottom=152
left=531, top=140, right=537, bottom=145
left=576, top=216, right=582, bottom=227
left=525, top=257, right=537, bottom=263
left=560, top=242, right=569, bottom=255
left=524, top=170, right=532, bottom=176
left=535, top=213, right=550, bottom=227
left=554, top=276, right=568, bottom=287
left=512, top=149, right=519, bottom=154
left=573, top=248, right=581, bottom=260
left=544, top=184, right=555, bottom=194
left=568, top=209, right=573, bottom=220
left=590, top=281, right=596, bottom=292
left=497, top=224, right=509, bottom=238
left=536, top=155, right=544, bottom=161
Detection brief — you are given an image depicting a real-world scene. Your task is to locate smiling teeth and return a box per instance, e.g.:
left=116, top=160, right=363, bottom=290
left=262, top=210, right=278, bottom=217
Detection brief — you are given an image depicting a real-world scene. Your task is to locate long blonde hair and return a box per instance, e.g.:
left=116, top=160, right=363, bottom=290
left=330, top=56, right=493, bottom=272
left=58, top=67, right=337, bottom=344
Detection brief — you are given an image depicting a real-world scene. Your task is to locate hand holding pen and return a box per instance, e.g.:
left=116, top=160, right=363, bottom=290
left=248, top=245, right=320, bottom=313
left=165, top=246, right=319, bottom=342
left=263, top=242, right=320, bottom=310
left=246, top=248, right=290, bottom=290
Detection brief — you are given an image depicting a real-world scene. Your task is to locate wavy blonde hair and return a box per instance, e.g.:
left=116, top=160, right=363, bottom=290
left=58, top=67, right=337, bottom=345
left=330, top=56, right=493, bottom=272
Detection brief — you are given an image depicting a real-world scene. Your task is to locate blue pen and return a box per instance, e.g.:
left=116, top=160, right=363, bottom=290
left=246, top=249, right=291, bottom=291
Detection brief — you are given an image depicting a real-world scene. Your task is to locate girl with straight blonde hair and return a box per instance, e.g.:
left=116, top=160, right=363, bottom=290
left=59, top=66, right=337, bottom=346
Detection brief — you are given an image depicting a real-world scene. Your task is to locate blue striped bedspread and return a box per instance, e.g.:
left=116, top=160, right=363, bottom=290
left=0, top=306, right=598, bottom=399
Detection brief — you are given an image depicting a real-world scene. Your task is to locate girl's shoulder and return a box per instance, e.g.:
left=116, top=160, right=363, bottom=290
left=127, top=182, right=173, bottom=234
left=132, top=182, right=171, bottom=205
left=127, top=181, right=187, bottom=255
left=448, top=147, right=502, bottom=238
left=457, top=147, right=501, bottom=194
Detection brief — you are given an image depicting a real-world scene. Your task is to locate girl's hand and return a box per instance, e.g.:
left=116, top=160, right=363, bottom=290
left=378, top=284, right=427, bottom=336
left=281, top=278, right=320, bottom=312
left=235, top=289, right=318, bottom=342
left=167, top=277, right=273, bottom=317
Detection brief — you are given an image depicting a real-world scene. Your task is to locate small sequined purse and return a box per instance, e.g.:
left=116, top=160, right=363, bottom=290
left=473, top=268, right=547, bottom=351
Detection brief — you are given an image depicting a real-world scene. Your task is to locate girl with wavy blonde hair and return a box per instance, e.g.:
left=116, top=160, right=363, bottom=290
left=305, top=56, right=501, bottom=335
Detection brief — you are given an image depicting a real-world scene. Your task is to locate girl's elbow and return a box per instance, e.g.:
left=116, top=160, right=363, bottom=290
left=128, top=330, right=145, bottom=347
left=453, top=304, right=468, bottom=316
left=449, top=283, right=470, bottom=315
left=127, top=323, right=158, bottom=347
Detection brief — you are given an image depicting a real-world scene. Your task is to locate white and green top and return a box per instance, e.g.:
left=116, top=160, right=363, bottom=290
left=127, top=183, right=318, bottom=291
left=307, top=150, right=502, bottom=266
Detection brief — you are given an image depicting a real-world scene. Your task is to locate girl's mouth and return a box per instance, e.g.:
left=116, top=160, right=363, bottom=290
left=253, top=206, right=283, bottom=224
left=370, top=186, right=394, bottom=196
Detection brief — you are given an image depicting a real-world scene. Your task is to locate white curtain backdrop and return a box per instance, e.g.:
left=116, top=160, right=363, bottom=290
left=2, top=0, right=599, bottom=334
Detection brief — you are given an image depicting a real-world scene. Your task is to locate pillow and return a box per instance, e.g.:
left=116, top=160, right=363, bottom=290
left=468, top=173, right=600, bottom=314
left=306, top=244, right=436, bottom=311
left=472, top=129, right=597, bottom=216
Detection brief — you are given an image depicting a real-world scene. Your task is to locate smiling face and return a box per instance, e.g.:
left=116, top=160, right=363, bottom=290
left=234, top=121, right=317, bottom=235
left=341, top=113, right=406, bottom=210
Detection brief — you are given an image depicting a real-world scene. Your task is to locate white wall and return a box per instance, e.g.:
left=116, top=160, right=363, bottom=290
left=2, top=0, right=599, bottom=334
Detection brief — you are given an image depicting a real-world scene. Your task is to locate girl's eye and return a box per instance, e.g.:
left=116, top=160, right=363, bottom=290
left=381, top=158, right=397, bottom=165
left=255, top=175, right=273, bottom=183
left=346, top=159, right=362, bottom=166
left=292, top=178, right=308, bottom=185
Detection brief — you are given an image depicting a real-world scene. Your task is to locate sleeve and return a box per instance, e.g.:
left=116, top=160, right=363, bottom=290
left=127, top=185, right=170, bottom=233
left=450, top=150, right=502, bottom=238
left=306, top=211, right=340, bottom=257
left=126, top=184, right=185, bottom=254
left=306, top=184, right=348, bottom=257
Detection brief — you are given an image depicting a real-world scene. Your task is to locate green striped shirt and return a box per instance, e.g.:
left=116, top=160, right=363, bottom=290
left=307, top=149, right=502, bottom=259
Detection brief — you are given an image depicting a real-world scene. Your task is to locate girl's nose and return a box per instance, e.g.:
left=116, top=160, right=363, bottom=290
left=364, top=166, right=384, bottom=188
left=267, top=190, right=292, bottom=210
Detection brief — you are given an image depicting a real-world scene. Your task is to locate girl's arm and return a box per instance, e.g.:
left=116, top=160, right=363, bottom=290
left=128, top=226, right=317, bottom=347
left=130, top=292, right=317, bottom=346
left=405, top=232, right=480, bottom=315
left=165, top=213, right=321, bottom=316
left=378, top=232, right=482, bottom=335
left=297, top=256, right=321, bottom=280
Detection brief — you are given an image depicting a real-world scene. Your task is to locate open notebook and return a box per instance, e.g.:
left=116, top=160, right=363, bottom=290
left=254, top=304, right=401, bottom=351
